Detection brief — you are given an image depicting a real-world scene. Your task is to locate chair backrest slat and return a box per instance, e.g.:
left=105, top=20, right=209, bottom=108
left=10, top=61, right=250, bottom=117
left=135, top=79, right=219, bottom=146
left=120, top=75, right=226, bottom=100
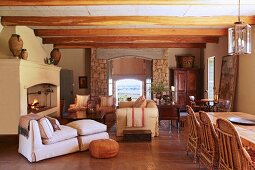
left=198, top=111, right=219, bottom=169
left=216, top=118, right=255, bottom=170
left=186, top=105, right=201, bottom=163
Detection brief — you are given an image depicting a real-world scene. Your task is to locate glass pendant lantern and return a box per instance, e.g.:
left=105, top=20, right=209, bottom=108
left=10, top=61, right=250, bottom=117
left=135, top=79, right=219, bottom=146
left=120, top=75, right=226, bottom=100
left=228, top=0, right=252, bottom=55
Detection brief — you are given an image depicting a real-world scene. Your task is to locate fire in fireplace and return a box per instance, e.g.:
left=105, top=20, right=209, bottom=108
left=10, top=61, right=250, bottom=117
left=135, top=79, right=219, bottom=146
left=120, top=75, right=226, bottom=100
left=27, top=84, right=57, bottom=114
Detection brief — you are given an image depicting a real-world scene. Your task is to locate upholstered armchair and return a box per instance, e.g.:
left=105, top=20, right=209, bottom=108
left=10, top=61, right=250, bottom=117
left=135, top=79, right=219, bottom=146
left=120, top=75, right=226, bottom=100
left=116, top=99, right=159, bottom=137
left=96, top=95, right=116, bottom=114
left=67, top=94, right=90, bottom=113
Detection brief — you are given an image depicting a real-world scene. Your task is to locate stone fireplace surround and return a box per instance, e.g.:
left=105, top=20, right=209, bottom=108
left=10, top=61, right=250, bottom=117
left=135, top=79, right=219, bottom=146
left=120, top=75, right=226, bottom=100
left=0, top=59, right=60, bottom=134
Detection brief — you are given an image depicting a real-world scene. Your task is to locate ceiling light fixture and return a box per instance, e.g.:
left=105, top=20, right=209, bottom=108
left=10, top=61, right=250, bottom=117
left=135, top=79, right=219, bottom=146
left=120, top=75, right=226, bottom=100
left=228, top=0, right=251, bottom=55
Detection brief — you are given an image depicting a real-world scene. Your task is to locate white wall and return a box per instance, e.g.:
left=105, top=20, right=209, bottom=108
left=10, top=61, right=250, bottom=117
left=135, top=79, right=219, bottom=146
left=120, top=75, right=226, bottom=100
left=204, top=26, right=255, bottom=114
left=204, top=37, right=228, bottom=95
left=58, top=49, right=90, bottom=95
left=0, top=26, right=53, bottom=63
left=168, top=48, right=201, bottom=68
left=235, top=25, right=255, bottom=114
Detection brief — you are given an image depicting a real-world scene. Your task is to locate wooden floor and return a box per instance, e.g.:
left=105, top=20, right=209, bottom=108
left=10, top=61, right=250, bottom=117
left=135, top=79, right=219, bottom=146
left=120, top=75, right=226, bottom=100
left=0, top=117, right=205, bottom=170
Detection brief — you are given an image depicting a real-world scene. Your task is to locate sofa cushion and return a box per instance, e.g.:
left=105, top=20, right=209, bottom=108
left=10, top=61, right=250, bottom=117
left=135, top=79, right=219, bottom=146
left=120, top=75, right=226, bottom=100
left=45, top=116, right=61, bottom=131
left=100, top=95, right=114, bottom=107
left=133, top=96, right=146, bottom=108
left=118, top=101, right=134, bottom=108
left=38, top=118, right=54, bottom=139
left=146, top=100, right=157, bottom=108
left=76, top=94, right=90, bottom=107
left=66, top=119, right=107, bottom=136
left=42, top=125, right=78, bottom=145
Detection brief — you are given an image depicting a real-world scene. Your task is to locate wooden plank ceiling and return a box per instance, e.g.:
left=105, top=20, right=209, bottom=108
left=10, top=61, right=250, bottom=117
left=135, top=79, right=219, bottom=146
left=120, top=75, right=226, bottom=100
left=1, top=0, right=255, bottom=49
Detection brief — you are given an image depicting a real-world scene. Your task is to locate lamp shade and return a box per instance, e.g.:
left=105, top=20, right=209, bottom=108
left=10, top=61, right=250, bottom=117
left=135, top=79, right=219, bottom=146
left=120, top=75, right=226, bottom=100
left=228, top=22, right=252, bottom=55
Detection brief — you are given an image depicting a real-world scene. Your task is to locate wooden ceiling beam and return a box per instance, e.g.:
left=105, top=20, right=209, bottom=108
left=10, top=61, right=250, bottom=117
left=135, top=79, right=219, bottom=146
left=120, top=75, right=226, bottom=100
left=35, top=28, right=227, bottom=37
left=0, top=0, right=254, bottom=6
left=54, top=43, right=206, bottom=49
left=2, top=16, right=255, bottom=26
left=43, top=36, right=219, bottom=44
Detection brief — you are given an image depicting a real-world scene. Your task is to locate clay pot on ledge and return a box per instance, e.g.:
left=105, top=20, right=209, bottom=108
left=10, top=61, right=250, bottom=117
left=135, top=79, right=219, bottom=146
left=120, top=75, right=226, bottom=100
left=8, top=34, right=23, bottom=58
left=50, top=48, right=61, bottom=65
left=19, top=49, right=28, bottom=60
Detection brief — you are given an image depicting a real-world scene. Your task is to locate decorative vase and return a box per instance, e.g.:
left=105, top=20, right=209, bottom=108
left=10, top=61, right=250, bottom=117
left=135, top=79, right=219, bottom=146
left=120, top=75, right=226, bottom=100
left=50, top=48, right=61, bottom=65
left=19, top=49, right=28, bottom=60
left=8, top=34, right=23, bottom=57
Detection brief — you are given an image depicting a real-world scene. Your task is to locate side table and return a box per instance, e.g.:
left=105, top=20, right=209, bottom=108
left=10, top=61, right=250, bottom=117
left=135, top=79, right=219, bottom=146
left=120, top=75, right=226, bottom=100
left=157, top=104, right=181, bottom=132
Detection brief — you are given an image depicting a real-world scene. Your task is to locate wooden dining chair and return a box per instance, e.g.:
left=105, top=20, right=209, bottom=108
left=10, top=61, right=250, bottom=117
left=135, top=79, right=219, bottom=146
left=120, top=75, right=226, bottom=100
left=216, top=118, right=255, bottom=170
left=199, top=111, right=219, bottom=169
left=186, top=105, right=201, bottom=163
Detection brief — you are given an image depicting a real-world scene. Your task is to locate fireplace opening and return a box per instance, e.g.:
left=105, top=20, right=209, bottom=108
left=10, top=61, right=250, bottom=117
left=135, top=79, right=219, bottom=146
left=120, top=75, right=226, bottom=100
left=27, top=83, right=57, bottom=114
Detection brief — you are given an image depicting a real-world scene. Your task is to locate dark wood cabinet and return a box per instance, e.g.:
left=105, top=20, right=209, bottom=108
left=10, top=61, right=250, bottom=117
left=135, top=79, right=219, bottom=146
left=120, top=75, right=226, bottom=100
left=170, top=68, right=203, bottom=110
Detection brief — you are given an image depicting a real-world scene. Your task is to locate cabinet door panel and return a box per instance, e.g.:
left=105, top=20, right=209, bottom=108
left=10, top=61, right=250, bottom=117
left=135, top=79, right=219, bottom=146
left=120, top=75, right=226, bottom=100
left=187, top=70, right=197, bottom=91
left=176, top=92, right=186, bottom=106
left=174, top=71, right=186, bottom=92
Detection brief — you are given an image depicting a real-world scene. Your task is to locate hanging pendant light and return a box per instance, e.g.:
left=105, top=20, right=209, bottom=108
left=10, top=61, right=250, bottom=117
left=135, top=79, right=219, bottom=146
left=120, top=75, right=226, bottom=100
left=228, top=0, right=252, bottom=55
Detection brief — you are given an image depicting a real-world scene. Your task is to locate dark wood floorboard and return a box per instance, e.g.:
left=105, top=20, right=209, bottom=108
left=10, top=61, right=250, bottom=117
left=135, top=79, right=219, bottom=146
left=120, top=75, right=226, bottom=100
left=0, top=118, right=205, bottom=170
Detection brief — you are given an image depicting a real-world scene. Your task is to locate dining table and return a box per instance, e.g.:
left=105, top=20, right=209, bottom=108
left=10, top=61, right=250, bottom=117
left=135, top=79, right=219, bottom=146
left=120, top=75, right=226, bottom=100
left=205, top=112, right=255, bottom=150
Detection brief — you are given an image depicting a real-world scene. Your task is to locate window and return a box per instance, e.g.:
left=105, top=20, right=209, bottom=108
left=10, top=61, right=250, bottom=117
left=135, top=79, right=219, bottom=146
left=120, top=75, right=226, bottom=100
left=108, top=79, right=113, bottom=95
left=145, top=78, right=152, bottom=99
left=115, top=79, right=143, bottom=104
left=207, top=57, right=215, bottom=99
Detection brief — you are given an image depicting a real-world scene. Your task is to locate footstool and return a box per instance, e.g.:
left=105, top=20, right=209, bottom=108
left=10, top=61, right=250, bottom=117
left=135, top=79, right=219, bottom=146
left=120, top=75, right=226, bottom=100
left=67, top=119, right=109, bottom=151
left=89, top=139, right=119, bottom=158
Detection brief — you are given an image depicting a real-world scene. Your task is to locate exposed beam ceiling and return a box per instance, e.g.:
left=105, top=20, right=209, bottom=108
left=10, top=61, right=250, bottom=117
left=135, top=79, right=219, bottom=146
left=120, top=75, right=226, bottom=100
left=2, top=16, right=255, bottom=27
left=54, top=43, right=206, bottom=49
left=43, top=36, right=219, bottom=44
left=35, top=28, right=227, bottom=37
left=0, top=0, right=255, bottom=6
left=2, top=1, right=254, bottom=48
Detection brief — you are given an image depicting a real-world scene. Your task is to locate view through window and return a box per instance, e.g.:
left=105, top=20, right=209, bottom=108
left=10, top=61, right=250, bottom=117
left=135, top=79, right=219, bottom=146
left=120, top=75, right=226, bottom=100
left=115, top=79, right=143, bottom=104
left=207, top=56, right=215, bottom=99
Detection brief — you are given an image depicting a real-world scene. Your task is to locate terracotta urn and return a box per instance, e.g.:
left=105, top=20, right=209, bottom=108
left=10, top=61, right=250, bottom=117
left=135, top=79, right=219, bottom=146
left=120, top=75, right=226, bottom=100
left=8, top=34, right=23, bottom=57
left=50, top=48, right=61, bottom=65
left=19, top=49, right=28, bottom=60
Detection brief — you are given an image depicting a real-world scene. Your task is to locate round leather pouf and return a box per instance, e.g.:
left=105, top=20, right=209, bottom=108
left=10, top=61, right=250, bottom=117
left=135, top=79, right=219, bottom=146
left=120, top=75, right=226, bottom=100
left=89, top=139, right=119, bottom=158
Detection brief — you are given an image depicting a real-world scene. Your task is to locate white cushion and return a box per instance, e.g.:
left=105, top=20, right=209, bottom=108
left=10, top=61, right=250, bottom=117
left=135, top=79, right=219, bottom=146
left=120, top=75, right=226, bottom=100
left=100, top=95, right=114, bottom=107
left=42, top=125, right=78, bottom=145
left=78, top=132, right=109, bottom=151
left=38, top=118, right=54, bottom=139
left=66, top=119, right=107, bottom=136
left=76, top=94, right=90, bottom=107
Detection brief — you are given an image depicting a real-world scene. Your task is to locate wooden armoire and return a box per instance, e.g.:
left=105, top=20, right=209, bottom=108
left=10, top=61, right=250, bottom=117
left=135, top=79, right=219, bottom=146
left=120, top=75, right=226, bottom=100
left=170, top=68, right=203, bottom=110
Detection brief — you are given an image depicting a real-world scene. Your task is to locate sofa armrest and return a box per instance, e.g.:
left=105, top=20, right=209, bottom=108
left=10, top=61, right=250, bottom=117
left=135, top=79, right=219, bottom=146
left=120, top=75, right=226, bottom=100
left=18, top=120, right=43, bottom=162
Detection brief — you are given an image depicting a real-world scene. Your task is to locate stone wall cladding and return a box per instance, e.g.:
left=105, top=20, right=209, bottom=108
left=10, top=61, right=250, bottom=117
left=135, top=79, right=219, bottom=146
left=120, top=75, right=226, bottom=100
left=152, top=49, right=169, bottom=91
left=91, top=48, right=108, bottom=96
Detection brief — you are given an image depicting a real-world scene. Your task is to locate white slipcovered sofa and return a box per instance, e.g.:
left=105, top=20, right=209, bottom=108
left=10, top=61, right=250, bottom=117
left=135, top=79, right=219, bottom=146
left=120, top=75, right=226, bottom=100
left=19, top=119, right=79, bottom=162
left=19, top=118, right=109, bottom=162
left=116, top=100, right=159, bottom=137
